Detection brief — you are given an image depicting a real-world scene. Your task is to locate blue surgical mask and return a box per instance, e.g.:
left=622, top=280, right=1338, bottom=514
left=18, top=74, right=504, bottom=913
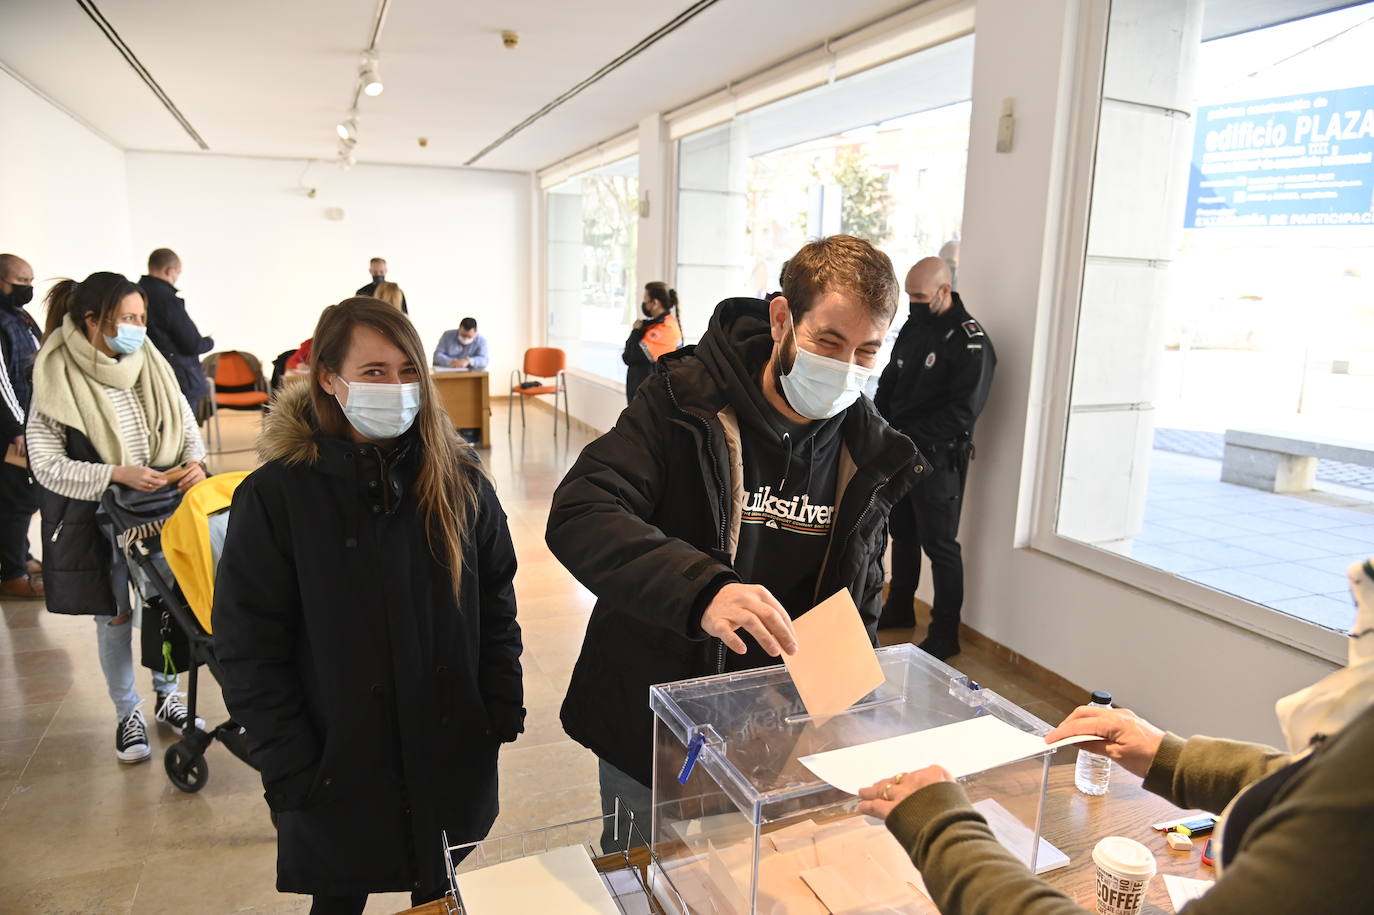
left=335, top=378, right=421, bottom=441
left=104, top=324, right=147, bottom=355
left=778, top=321, right=875, bottom=420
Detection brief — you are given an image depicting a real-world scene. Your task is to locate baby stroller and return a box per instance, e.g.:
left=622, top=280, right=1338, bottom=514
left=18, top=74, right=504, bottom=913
left=105, top=471, right=254, bottom=793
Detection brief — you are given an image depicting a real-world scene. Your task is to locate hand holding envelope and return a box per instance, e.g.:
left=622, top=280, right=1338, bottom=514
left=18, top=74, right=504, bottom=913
left=782, top=590, right=885, bottom=721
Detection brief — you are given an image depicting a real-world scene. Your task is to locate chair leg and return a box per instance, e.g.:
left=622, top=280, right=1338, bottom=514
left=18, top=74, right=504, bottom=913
left=563, top=384, right=570, bottom=436
left=507, top=393, right=512, bottom=435
left=519, top=391, right=526, bottom=429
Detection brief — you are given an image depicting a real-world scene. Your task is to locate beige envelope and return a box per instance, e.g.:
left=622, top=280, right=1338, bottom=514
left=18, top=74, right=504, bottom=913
left=783, top=590, right=885, bottom=721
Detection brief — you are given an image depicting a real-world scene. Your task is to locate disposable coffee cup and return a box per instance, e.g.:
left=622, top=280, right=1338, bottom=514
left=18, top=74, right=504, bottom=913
left=1092, top=836, right=1157, bottom=915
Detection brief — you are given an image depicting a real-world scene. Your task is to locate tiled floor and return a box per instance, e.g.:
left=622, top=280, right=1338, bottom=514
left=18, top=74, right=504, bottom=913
left=1107, top=450, right=1372, bottom=631
left=1154, top=427, right=1374, bottom=491
left=0, top=403, right=1077, bottom=914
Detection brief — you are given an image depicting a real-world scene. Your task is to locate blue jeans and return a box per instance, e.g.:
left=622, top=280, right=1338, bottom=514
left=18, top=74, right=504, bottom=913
left=94, top=615, right=178, bottom=721
left=598, top=759, right=653, bottom=855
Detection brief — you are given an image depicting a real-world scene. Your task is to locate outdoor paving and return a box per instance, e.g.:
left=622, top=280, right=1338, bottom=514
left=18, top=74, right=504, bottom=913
left=1155, top=427, right=1374, bottom=490
left=1106, top=448, right=1373, bottom=632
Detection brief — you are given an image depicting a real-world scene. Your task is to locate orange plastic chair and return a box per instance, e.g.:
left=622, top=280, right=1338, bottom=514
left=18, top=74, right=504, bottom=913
left=207, top=351, right=270, bottom=451
left=508, top=347, right=569, bottom=436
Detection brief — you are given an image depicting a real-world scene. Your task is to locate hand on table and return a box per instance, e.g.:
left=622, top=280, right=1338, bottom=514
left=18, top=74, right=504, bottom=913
left=858, top=765, right=954, bottom=819
left=701, top=582, right=798, bottom=658
left=450, top=357, right=470, bottom=369
left=112, top=465, right=168, bottom=492
left=1046, top=706, right=1165, bottom=778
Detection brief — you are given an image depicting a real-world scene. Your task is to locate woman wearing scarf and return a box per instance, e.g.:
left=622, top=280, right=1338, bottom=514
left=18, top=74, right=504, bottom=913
left=28, top=272, right=207, bottom=765
left=860, top=558, right=1374, bottom=913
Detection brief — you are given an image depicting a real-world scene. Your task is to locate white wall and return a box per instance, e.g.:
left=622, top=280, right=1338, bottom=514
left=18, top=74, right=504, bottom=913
left=957, top=0, right=1335, bottom=746
left=125, top=153, right=530, bottom=387
left=0, top=69, right=131, bottom=302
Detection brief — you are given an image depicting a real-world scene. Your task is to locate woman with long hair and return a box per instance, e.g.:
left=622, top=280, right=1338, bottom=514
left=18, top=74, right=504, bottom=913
left=622, top=280, right=683, bottom=403
left=212, top=297, right=524, bottom=913
left=28, top=271, right=208, bottom=763
left=372, top=281, right=405, bottom=312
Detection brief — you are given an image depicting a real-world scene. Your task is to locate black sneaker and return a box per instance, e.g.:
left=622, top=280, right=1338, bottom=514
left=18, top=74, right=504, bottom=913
left=918, top=635, right=961, bottom=661
left=154, top=692, right=206, bottom=734
left=115, top=708, right=151, bottom=764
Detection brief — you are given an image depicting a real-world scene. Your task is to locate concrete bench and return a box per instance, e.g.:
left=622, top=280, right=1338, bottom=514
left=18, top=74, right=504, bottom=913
left=1221, top=428, right=1374, bottom=492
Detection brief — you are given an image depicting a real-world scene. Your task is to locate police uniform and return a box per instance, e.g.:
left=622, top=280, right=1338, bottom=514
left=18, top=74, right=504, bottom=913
left=873, top=292, right=996, bottom=651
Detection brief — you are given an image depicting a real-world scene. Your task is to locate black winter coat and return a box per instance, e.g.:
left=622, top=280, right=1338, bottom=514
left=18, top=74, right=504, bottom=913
left=548, top=298, right=926, bottom=787
left=873, top=293, right=995, bottom=448
left=212, top=383, right=524, bottom=896
left=139, top=276, right=213, bottom=404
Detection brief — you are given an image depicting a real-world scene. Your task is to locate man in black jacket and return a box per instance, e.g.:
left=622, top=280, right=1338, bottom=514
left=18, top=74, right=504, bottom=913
left=357, top=257, right=408, bottom=314
left=547, top=236, right=927, bottom=850
left=0, top=254, right=42, bottom=600
left=874, top=257, right=996, bottom=659
left=139, top=248, right=214, bottom=414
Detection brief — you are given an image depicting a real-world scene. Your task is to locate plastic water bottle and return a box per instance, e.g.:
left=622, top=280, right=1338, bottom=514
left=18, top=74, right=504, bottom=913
left=1074, top=690, right=1113, bottom=796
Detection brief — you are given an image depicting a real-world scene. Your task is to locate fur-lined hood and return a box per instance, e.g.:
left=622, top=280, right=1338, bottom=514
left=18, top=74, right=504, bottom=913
left=259, top=380, right=322, bottom=466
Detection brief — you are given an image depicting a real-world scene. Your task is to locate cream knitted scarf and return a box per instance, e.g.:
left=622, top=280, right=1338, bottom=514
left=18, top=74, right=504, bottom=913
left=32, top=315, right=185, bottom=467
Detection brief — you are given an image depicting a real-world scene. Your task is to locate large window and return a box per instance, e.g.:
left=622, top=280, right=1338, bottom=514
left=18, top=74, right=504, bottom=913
left=545, top=156, right=639, bottom=381
left=674, top=36, right=973, bottom=349
left=1054, top=2, right=1374, bottom=639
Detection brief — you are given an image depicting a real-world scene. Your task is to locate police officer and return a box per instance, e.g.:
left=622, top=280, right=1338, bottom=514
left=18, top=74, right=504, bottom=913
left=874, top=257, right=995, bottom=659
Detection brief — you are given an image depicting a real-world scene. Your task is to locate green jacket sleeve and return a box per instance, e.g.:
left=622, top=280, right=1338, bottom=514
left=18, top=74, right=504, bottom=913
left=1142, top=732, right=1290, bottom=814
left=887, top=781, right=1086, bottom=915
left=887, top=715, right=1374, bottom=915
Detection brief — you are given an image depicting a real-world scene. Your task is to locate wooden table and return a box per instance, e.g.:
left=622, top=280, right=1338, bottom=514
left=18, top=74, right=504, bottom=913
left=402, top=761, right=1210, bottom=914
left=1037, top=761, right=1209, bottom=913
left=432, top=370, right=490, bottom=448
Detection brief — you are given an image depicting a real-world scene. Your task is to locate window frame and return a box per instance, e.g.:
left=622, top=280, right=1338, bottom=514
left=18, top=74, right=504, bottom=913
left=1025, top=0, right=1347, bottom=665
left=540, top=155, right=643, bottom=386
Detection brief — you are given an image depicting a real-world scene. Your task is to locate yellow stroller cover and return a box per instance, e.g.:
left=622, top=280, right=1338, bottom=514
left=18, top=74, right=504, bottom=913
left=161, top=472, right=250, bottom=635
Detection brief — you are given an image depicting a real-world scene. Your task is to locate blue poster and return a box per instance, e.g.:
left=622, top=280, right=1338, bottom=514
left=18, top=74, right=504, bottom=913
left=1185, top=84, right=1374, bottom=228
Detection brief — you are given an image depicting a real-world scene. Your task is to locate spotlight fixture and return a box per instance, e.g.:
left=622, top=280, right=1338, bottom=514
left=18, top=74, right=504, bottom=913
left=336, top=141, right=356, bottom=169
left=360, top=51, right=384, bottom=97
left=336, top=114, right=359, bottom=142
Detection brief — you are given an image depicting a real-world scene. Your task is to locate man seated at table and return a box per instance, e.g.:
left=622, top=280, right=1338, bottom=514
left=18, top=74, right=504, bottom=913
left=433, top=317, right=488, bottom=370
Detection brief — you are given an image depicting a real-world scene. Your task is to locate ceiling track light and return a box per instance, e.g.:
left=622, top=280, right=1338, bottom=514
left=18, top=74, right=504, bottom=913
left=336, top=113, right=359, bottom=142
left=360, top=51, right=383, bottom=97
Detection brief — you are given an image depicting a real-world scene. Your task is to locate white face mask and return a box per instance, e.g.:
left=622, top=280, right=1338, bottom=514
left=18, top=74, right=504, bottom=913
left=778, top=321, right=875, bottom=420
left=334, top=378, right=421, bottom=441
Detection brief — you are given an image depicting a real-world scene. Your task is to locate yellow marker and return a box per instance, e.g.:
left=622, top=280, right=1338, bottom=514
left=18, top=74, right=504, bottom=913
left=1176, top=825, right=1193, bottom=837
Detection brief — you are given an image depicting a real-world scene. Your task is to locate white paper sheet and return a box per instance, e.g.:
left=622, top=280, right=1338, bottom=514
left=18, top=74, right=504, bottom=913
left=971, top=798, right=1070, bottom=874
left=1163, top=874, right=1214, bottom=912
left=798, top=715, right=1100, bottom=794
left=456, top=844, right=622, bottom=915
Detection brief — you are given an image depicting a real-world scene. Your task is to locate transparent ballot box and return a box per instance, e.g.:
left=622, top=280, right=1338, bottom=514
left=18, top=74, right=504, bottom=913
left=647, top=643, right=1054, bottom=914
left=441, top=806, right=688, bottom=914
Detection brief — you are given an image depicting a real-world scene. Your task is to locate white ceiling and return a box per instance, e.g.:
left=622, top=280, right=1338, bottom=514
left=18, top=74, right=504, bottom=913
left=0, top=0, right=920, bottom=173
